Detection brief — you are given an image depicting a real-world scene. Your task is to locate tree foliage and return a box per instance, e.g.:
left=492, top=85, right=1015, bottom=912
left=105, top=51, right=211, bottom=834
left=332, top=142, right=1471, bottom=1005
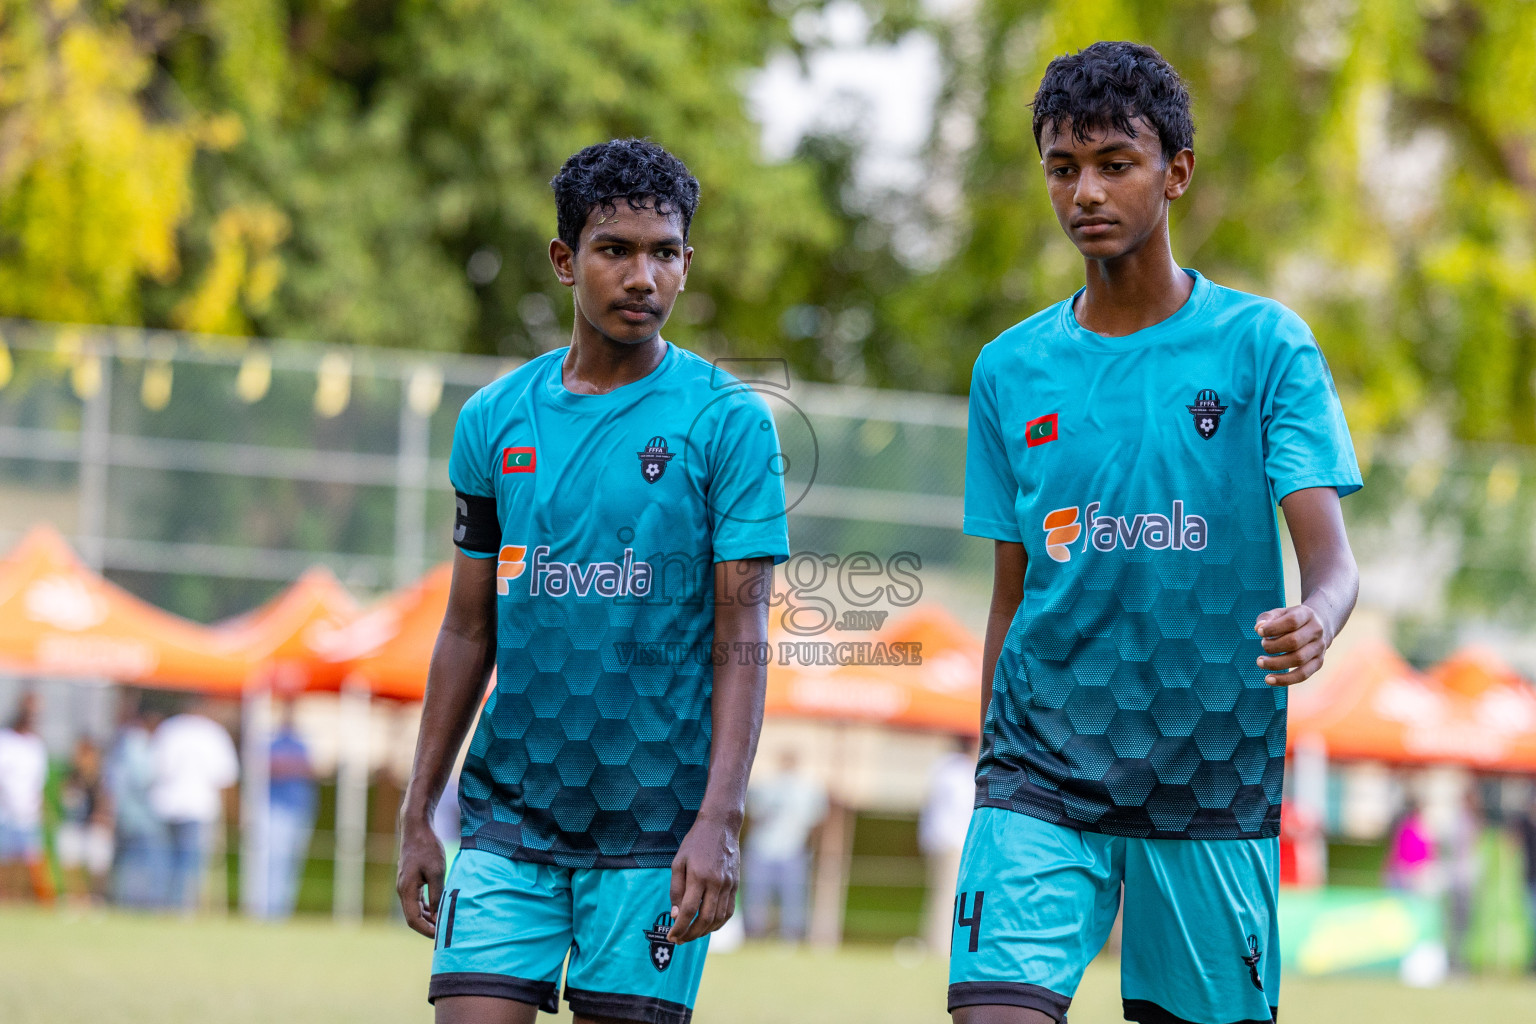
left=146, top=0, right=847, bottom=354
left=895, top=0, right=1536, bottom=454
left=0, top=0, right=197, bottom=324
left=3, top=0, right=1536, bottom=449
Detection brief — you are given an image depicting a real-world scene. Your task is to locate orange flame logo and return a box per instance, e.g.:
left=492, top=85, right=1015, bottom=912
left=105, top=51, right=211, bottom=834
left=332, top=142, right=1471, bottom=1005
left=1042, top=508, right=1080, bottom=562
left=496, top=545, right=527, bottom=595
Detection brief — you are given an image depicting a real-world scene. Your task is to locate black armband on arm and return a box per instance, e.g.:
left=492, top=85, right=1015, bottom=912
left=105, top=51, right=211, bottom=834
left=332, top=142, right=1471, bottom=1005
left=453, top=491, right=501, bottom=554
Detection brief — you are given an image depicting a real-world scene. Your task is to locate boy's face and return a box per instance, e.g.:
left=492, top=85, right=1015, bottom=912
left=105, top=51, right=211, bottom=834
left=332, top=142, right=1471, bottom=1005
left=1038, top=117, right=1193, bottom=262
left=550, top=200, right=692, bottom=346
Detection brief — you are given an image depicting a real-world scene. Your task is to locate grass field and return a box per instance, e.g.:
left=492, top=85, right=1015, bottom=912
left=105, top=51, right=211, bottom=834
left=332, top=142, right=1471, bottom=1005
left=3, top=909, right=1535, bottom=1023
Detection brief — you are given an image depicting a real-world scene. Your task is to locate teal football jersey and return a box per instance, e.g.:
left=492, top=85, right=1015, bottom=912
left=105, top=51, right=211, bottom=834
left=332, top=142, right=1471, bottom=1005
left=964, top=271, right=1361, bottom=840
left=449, top=343, right=790, bottom=867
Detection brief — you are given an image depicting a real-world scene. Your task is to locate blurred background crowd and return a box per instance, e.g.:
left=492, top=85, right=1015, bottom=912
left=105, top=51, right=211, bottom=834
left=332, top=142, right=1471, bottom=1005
left=3, top=0, right=1536, bottom=1013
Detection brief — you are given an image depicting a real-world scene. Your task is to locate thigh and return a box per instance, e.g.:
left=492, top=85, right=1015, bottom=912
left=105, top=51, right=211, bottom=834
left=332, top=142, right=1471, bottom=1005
left=783, top=851, right=809, bottom=890
left=566, top=867, right=709, bottom=1024
left=948, top=808, right=1123, bottom=1022
left=751, top=854, right=784, bottom=897
left=1121, top=837, right=1280, bottom=1024
left=57, top=823, right=84, bottom=868
left=85, top=825, right=114, bottom=876
left=435, top=996, right=539, bottom=1024
left=0, top=824, right=20, bottom=862
left=429, top=850, right=574, bottom=1015
left=171, top=821, right=202, bottom=864
left=266, top=814, right=295, bottom=872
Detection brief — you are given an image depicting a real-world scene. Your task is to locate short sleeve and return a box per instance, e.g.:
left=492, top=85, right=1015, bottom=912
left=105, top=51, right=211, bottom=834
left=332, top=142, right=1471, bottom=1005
left=964, top=352, right=1022, bottom=541
left=1262, top=319, right=1363, bottom=503
left=705, top=388, right=791, bottom=565
left=449, top=389, right=493, bottom=498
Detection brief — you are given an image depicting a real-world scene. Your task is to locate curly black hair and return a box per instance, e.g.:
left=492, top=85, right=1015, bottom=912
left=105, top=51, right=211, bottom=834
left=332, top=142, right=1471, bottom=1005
left=551, top=138, right=701, bottom=250
left=1031, top=42, right=1194, bottom=163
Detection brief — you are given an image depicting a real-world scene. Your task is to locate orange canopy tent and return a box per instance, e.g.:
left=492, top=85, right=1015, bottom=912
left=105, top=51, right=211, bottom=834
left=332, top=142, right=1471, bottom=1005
left=306, top=567, right=986, bottom=728
left=214, top=567, right=361, bottom=693
left=765, top=604, right=982, bottom=736
left=310, top=563, right=451, bottom=700
left=0, top=525, right=251, bottom=692
left=1287, top=639, right=1536, bottom=771
left=1423, top=647, right=1536, bottom=771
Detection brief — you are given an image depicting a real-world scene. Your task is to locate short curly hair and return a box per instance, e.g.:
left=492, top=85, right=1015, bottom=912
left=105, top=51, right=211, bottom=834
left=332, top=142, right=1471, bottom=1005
left=1031, top=42, right=1194, bottom=163
left=551, top=139, right=701, bottom=250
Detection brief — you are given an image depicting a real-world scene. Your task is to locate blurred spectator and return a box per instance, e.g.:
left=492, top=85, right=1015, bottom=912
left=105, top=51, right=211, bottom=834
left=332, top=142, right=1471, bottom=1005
left=1443, top=787, right=1483, bottom=973
left=107, top=695, right=165, bottom=908
left=920, top=737, right=976, bottom=955
left=1385, top=798, right=1436, bottom=894
left=150, top=699, right=239, bottom=912
left=0, top=692, right=53, bottom=903
left=57, top=737, right=113, bottom=905
left=263, top=701, right=316, bottom=918
left=744, top=750, right=826, bottom=942
left=1520, top=793, right=1536, bottom=973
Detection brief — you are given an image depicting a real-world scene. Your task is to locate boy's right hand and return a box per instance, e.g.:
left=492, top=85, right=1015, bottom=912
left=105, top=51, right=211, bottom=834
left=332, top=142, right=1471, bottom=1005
left=397, top=814, right=446, bottom=939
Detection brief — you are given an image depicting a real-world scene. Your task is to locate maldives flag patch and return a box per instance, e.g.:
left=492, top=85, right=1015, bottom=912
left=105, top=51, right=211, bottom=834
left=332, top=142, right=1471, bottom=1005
left=1025, top=413, right=1059, bottom=448
left=502, top=446, right=536, bottom=473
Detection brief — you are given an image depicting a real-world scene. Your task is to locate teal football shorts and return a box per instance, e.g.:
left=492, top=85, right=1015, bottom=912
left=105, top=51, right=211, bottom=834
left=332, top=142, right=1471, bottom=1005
left=429, top=849, right=709, bottom=1024
left=948, top=807, right=1280, bottom=1024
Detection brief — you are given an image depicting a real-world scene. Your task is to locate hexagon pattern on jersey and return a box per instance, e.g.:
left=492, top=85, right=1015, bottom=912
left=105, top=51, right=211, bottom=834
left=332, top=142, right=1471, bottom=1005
left=978, top=503, right=1288, bottom=840
left=460, top=596, right=714, bottom=869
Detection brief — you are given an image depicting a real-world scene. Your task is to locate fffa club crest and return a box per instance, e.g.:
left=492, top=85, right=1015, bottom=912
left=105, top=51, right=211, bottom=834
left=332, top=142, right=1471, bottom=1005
left=1242, top=934, right=1264, bottom=991
left=637, top=436, right=674, bottom=484
left=643, top=912, right=677, bottom=972
left=1186, top=389, right=1227, bottom=440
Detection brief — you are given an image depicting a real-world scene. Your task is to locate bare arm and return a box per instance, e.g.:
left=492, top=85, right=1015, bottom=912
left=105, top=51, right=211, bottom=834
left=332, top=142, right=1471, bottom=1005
left=667, top=556, right=773, bottom=944
left=395, top=550, right=497, bottom=938
left=980, top=542, right=1027, bottom=736
left=1257, top=487, right=1359, bottom=686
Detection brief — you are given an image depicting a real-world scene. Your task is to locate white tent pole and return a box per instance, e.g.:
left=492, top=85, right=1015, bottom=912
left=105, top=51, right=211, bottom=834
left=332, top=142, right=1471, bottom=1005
left=393, top=389, right=430, bottom=588
left=76, top=342, right=110, bottom=571
left=1292, top=733, right=1329, bottom=888
left=333, top=675, right=371, bottom=923
left=810, top=724, right=852, bottom=947
left=240, top=683, right=273, bottom=917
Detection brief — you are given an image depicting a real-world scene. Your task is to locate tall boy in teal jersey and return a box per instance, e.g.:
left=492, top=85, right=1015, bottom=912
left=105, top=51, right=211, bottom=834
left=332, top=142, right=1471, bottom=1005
left=950, top=44, right=1361, bottom=1024
left=397, top=140, right=789, bottom=1024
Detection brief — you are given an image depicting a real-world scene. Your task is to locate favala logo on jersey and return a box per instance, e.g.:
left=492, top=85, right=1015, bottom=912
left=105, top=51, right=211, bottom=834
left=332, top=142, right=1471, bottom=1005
left=1042, top=507, right=1081, bottom=562
left=529, top=545, right=653, bottom=597
left=1041, top=500, right=1207, bottom=560
left=498, top=545, right=655, bottom=598
left=496, top=545, right=527, bottom=596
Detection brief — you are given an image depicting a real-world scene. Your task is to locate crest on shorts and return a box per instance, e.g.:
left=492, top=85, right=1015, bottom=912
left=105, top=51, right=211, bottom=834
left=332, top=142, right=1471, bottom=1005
left=643, top=912, right=676, bottom=972
left=1187, top=389, right=1227, bottom=440
left=638, top=436, right=674, bottom=484
left=1242, top=933, right=1264, bottom=991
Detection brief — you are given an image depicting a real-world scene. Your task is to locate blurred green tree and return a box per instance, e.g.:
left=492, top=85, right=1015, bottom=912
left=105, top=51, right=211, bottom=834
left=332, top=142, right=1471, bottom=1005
left=4, top=0, right=1536, bottom=452
left=895, top=0, right=1536, bottom=454
left=0, top=0, right=224, bottom=326
left=170, top=0, right=854, bottom=355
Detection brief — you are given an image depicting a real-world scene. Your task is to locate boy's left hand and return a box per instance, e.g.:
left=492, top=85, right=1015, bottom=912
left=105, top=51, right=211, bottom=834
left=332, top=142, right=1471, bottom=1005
left=1255, top=604, right=1330, bottom=686
left=667, top=812, right=740, bottom=943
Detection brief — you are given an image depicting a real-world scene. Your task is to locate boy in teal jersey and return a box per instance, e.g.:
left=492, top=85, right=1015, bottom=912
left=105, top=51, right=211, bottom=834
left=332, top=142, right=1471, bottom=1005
left=950, top=44, right=1361, bottom=1024
left=397, top=139, right=789, bottom=1024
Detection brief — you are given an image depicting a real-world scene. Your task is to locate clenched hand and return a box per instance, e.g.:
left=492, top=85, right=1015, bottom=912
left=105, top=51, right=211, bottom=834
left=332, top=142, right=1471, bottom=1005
left=666, top=813, right=740, bottom=944
left=1255, top=604, right=1330, bottom=686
